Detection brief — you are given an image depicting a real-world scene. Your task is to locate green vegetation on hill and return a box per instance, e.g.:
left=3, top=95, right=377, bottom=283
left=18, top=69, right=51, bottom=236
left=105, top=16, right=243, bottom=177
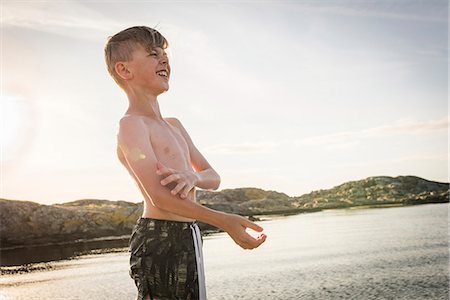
left=293, top=176, right=448, bottom=210
left=0, top=175, right=448, bottom=248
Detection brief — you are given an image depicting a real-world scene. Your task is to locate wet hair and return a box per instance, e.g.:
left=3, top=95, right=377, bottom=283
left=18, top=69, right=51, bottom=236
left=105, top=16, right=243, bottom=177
left=104, top=26, right=168, bottom=88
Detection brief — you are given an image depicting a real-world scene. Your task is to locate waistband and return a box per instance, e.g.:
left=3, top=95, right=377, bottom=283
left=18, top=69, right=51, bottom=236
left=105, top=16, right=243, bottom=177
left=136, top=217, right=198, bottom=230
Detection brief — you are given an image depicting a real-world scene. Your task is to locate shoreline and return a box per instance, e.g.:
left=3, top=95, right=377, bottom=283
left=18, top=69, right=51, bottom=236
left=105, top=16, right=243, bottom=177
left=1, top=202, right=448, bottom=274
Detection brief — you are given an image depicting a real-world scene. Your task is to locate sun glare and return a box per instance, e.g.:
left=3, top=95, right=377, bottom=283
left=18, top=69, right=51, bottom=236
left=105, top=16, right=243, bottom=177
left=1, top=94, right=34, bottom=165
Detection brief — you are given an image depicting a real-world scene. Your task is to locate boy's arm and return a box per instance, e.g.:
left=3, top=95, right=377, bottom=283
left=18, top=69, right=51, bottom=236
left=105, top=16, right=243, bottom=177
left=156, top=117, right=220, bottom=198
left=118, top=116, right=266, bottom=250
left=172, top=118, right=220, bottom=189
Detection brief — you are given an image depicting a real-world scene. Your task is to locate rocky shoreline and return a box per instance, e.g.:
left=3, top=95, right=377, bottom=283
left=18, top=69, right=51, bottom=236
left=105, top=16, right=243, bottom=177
left=2, top=201, right=449, bottom=274
left=1, top=175, right=448, bottom=250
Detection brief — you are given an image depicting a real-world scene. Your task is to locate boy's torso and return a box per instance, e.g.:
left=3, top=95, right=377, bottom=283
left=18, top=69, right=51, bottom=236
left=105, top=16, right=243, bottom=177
left=117, top=114, right=196, bottom=222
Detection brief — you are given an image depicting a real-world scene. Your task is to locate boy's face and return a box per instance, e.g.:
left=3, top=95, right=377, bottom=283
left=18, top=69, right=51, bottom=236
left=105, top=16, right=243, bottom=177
left=126, top=44, right=171, bottom=95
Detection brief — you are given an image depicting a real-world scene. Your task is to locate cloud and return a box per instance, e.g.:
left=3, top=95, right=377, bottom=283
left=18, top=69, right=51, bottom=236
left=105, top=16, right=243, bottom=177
left=300, top=117, right=448, bottom=146
left=3, top=1, right=121, bottom=40
left=292, top=2, right=447, bottom=23
left=394, top=153, right=448, bottom=162
left=203, top=117, right=447, bottom=154
left=204, top=142, right=278, bottom=154
left=364, top=117, right=448, bottom=136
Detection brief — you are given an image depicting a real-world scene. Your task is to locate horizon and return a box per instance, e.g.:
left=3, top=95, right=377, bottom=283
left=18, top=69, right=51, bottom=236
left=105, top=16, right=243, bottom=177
left=2, top=1, right=448, bottom=205
left=1, top=174, right=448, bottom=205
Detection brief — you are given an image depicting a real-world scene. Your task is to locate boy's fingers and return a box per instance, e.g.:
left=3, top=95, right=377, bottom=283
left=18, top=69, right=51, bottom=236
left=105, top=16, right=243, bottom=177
left=236, top=237, right=252, bottom=250
left=171, top=182, right=186, bottom=195
left=156, top=162, right=173, bottom=176
left=156, top=161, right=165, bottom=171
left=243, top=218, right=263, bottom=232
left=180, top=185, right=192, bottom=199
left=242, top=231, right=266, bottom=248
left=227, top=214, right=266, bottom=250
left=161, top=174, right=180, bottom=185
left=257, top=234, right=267, bottom=243
left=232, top=231, right=266, bottom=250
left=157, top=168, right=172, bottom=176
left=257, top=233, right=267, bottom=241
left=249, top=234, right=267, bottom=249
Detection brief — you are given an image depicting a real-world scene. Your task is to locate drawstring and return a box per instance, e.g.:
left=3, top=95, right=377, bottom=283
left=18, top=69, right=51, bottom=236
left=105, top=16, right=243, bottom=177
left=190, top=222, right=207, bottom=300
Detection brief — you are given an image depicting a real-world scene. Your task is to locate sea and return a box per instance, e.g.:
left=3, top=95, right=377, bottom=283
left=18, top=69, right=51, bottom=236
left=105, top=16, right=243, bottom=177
left=0, top=203, right=448, bottom=299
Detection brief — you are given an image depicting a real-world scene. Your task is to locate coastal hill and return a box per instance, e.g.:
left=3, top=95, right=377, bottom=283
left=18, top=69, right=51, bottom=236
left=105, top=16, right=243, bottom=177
left=198, top=175, right=448, bottom=214
left=1, top=175, right=448, bottom=248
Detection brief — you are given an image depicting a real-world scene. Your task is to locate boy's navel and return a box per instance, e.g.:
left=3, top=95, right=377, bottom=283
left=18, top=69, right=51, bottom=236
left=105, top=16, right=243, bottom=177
left=164, top=147, right=170, bottom=154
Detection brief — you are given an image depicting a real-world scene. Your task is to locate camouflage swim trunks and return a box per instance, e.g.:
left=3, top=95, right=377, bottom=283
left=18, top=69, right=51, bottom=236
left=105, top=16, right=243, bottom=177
left=129, top=217, right=206, bottom=300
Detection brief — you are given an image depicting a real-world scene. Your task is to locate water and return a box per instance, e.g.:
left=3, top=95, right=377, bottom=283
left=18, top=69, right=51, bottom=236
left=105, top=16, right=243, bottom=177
left=1, top=203, right=448, bottom=299
left=1, top=236, right=130, bottom=266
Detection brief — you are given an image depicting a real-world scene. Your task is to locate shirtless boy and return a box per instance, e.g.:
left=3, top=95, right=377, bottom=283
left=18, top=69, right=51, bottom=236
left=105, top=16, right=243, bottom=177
left=104, top=26, right=267, bottom=300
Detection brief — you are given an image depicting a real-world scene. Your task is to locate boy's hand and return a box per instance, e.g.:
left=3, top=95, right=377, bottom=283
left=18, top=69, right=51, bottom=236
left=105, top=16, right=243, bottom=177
left=222, top=214, right=267, bottom=250
left=156, top=161, right=199, bottom=199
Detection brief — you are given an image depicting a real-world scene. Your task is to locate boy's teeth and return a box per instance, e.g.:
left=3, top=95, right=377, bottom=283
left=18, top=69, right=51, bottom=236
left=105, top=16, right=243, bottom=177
left=157, top=71, right=168, bottom=77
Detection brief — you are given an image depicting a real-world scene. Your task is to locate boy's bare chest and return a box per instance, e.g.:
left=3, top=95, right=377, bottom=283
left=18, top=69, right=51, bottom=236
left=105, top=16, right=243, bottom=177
left=149, top=122, right=191, bottom=170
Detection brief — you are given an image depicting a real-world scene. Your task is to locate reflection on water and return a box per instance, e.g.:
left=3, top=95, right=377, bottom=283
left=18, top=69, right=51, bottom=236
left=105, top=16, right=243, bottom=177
left=0, top=203, right=448, bottom=300
left=0, top=236, right=129, bottom=266
left=204, top=203, right=449, bottom=299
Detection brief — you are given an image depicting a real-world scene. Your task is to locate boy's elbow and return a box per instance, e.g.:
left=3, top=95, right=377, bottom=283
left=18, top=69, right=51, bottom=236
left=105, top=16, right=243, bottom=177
left=149, top=194, right=174, bottom=212
left=145, top=187, right=170, bottom=210
left=212, top=173, right=221, bottom=190
left=149, top=196, right=163, bottom=209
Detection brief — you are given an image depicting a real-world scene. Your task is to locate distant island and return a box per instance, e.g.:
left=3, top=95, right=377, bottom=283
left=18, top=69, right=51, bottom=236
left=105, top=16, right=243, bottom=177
left=1, top=175, right=448, bottom=248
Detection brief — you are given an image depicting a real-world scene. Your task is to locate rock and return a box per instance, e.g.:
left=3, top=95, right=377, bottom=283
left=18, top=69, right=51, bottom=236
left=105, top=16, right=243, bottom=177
left=0, top=199, right=143, bottom=248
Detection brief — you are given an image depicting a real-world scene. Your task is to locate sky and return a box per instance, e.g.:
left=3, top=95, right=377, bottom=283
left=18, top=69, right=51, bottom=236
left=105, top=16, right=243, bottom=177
left=1, top=0, right=448, bottom=205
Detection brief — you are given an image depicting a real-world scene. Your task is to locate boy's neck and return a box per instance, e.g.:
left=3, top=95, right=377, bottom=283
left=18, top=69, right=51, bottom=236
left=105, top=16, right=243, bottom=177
left=125, top=88, right=164, bottom=121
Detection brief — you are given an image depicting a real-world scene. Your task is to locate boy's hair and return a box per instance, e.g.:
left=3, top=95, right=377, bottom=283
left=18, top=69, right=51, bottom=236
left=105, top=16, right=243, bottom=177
left=104, top=26, right=168, bottom=88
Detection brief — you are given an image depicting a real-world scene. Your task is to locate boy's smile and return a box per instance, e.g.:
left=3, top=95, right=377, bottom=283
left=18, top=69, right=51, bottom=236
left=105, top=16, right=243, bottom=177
left=156, top=69, right=169, bottom=79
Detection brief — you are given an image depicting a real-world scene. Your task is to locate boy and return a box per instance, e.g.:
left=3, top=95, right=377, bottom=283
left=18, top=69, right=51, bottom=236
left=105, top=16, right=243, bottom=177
left=104, top=26, right=267, bottom=300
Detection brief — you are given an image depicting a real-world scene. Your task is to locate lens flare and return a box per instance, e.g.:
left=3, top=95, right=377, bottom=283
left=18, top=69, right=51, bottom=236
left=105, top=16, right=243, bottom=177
left=1, top=93, right=36, bottom=172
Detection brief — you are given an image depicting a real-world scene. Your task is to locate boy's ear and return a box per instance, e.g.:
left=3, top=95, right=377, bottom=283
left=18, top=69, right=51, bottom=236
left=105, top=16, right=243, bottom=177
left=115, top=62, right=133, bottom=80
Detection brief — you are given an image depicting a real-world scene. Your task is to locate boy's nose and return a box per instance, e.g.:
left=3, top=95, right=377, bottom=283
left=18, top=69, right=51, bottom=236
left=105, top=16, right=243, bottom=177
left=160, top=54, right=169, bottom=65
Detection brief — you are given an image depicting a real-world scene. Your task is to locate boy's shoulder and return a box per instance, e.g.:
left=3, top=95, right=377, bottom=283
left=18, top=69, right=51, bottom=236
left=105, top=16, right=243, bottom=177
left=117, top=114, right=183, bottom=132
left=119, top=113, right=180, bottom=122
left=164, top=117, right=182, bottom=127
left=117, top=114, right=148, bottom=134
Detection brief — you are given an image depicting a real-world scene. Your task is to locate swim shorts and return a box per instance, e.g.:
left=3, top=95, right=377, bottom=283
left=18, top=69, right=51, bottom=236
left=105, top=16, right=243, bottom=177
left=129, top=217, right=206, bottom=300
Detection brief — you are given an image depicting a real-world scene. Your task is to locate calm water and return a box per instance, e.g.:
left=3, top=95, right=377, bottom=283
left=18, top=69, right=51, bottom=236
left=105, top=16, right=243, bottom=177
left=0, top=203, right=448, bottom=299
left=0, top=236, right=130, bottom=266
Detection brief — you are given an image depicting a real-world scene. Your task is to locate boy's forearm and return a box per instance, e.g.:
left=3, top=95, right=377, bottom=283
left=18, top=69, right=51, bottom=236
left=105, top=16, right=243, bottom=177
left=195, top=168, right=220, bottom=190
left=151, top=187, right=228, bottom=229
left=149, top=177, right=266, bottom=250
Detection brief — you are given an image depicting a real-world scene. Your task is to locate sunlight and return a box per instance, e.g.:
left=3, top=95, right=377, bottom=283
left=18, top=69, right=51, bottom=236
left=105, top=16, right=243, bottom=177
left=0, top=94, right=33, bottom=165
